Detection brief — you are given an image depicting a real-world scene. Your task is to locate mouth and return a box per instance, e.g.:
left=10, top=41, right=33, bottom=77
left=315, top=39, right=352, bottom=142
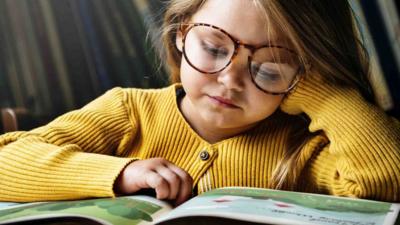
left=208, top=95, right=240, bottom=108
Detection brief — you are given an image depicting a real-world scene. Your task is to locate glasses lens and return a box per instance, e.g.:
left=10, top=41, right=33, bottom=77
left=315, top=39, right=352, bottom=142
left=250, top=47, right=299, bottom=93
left=184, top=25, right=235, bottom=73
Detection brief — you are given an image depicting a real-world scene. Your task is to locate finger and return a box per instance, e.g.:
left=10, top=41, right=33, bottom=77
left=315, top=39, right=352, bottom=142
left=156, top=166, right=181, bottom=200
left=167, top=164, right=193, bottom=205
left=145, top=171, right=170, bottom=200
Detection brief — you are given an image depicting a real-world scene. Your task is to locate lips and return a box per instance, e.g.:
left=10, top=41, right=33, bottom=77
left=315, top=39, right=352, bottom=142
left=209, top=95, right=239, bottom=108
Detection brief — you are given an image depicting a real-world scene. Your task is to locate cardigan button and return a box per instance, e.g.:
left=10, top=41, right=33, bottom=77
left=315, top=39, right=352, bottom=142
left=199, top=150, right=210, bottom=161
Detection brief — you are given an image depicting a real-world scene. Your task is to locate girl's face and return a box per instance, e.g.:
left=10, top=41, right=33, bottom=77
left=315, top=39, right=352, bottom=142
left=177, top=0, right=290, bottom=138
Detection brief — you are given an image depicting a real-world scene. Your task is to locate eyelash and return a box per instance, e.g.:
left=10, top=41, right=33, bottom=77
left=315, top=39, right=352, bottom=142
left=201, top=42, right=229, bottom=58
left=251, top=64, right=282, bottom=81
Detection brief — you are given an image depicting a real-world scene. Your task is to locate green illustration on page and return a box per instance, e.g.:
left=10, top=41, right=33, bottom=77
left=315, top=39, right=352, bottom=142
left=0, top=197, right=162, bottom=225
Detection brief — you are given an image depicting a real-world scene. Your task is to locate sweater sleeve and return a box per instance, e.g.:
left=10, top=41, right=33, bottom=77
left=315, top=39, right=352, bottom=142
left=281, top=73, right=400, bottom=202
left=0, top=88, right=139, bottom=202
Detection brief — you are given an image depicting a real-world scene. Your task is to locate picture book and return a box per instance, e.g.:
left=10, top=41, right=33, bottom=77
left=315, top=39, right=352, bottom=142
left=0, top=187, right=399, bottom=225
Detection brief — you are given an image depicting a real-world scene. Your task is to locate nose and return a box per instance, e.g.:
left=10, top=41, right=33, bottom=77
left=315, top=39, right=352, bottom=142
left=216, top=46, right=250, bottom=92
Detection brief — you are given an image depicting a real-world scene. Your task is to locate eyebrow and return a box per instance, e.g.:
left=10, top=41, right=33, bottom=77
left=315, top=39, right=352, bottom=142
left=190, top=22, right=296, bottom=53
left=254, top=35, right=294, bottom=50
left=263, top=47, right=299, bottom=64
left=207, top=29, right=229, bottom=42
left=227, top=30, right=294, bottom=52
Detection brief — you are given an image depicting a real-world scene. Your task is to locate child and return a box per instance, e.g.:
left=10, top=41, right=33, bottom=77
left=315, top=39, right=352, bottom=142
left=1, top=0, right=399, bottom=205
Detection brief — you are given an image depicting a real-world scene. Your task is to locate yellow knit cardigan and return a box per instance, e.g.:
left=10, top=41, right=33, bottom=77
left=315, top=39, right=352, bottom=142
left=1, top=76, right=399, bottom=202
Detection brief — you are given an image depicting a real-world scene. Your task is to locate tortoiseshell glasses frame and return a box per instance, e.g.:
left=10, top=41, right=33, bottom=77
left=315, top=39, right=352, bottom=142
left=178, top=23, right=304, bottom=95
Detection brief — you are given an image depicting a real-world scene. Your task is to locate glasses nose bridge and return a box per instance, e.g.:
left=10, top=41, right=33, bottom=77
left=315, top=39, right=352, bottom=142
left=234, top=40, right=257, bottom=58
left=232, top=41, right=256, bottom=61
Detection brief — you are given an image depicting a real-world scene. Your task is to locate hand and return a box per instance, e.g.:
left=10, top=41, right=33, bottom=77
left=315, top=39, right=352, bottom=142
left=114, top=158, right=193, bottom=205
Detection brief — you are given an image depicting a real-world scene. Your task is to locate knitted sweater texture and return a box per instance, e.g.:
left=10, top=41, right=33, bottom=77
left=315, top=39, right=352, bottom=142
left=1, top=77, right=399, bottom=202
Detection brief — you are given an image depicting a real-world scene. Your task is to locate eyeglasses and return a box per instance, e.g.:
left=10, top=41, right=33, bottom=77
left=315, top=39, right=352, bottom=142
left=179, top=23, right=303, bottom=95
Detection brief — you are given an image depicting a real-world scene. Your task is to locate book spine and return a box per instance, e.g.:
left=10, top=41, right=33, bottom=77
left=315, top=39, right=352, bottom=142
left=49, top=0, right=97, bottom=107
left=130, top=0, right=168, bottom=88
left=122, top=0, right=159, bottom=87
left=349, top=0, right=394, bottom=110
left=376, top=0, right=400, bottom=70
left=102, top=0, right=142, bottom=87
left=28, top=0, right=66, bottom=115
left=68, top=0, right=103, bottom=95
left=0, top=0, right=25, bottom=108
left=360, top=0, right=400, bottom=115
left=75, top=0, right=114, bottom=91
left=0, top=68, right=12, bottom=108
left=90, top=0, right=132, bottom=87
left=0, top=2, right=14, bottom=107
left=5, top=0, right=41, bottom=114
left=38, top=0, right=75, bottom=110
left=19, top=0, right=53, bottom=114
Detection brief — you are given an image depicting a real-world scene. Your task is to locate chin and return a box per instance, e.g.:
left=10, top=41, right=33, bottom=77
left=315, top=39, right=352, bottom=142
left=202, top=114, right=244, bottom=129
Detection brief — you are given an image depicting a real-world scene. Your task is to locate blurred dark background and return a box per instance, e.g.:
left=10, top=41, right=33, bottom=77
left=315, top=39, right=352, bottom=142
left=0, top=0, right=168, bottom=132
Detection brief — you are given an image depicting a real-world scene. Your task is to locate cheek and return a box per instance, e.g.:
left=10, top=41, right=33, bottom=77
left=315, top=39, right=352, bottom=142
left=250, top=94, right=284, bottom=118
left=180, top=59, right=212, bottom=91
left=180, top=61, right=192, bottom=86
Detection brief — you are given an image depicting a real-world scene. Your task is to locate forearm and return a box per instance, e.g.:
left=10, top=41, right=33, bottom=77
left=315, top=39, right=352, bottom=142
left=282, top=74, right=400, bottom=201
left=0, top=134, right=134, bottom=201
left=0, top=88, right=140, bottom=201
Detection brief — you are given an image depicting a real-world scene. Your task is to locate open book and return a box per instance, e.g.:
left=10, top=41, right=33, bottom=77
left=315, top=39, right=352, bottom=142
left=0, top=187, right=399, bottom=225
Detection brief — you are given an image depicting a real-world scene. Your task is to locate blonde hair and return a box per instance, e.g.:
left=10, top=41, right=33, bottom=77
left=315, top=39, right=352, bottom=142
left=157, top=0, right=374, bottom=190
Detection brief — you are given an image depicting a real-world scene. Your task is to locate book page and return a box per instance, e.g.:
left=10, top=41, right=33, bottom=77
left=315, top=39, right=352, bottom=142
left=0, top=202, right=25, bottom=209
left=0, top=196, right=172, bottom=225
left=156, top=187, right=400, bottom=225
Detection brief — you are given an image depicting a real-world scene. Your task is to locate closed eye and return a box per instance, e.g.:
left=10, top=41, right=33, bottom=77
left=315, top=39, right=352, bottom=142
left=251, top=63, right=282, bottom=82
left=201, top=41, right=229, bottom=58
left=258, top=72, right=281, bottom=81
